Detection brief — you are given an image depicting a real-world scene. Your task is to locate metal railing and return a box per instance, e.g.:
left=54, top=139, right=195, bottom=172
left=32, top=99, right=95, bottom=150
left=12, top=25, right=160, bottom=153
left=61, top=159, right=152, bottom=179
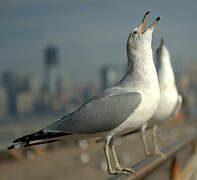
left=107, top=133, right=197, bottom=180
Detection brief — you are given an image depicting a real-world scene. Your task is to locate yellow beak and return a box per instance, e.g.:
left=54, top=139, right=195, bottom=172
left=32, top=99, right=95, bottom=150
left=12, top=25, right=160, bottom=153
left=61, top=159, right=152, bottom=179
left=141, top=11, right=151, bottom=34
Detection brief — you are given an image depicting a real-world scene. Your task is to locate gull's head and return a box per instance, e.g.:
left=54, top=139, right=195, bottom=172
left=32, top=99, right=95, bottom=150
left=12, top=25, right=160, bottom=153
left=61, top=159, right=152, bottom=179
left=127, top=11, right=161, bottom=56
left=156, top=38, right=170, bottom=64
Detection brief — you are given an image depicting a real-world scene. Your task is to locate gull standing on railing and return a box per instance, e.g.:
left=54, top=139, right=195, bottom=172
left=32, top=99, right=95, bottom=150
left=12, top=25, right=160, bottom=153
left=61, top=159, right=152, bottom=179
left=8, top=11, right=161, bottom=175
left=141, top=39, right=182, bottom=157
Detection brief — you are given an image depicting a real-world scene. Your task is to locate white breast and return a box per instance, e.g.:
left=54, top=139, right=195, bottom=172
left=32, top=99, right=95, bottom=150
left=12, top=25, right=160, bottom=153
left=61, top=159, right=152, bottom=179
left=108, top=87, right=160, bottom=137
left=153, top=83, right=178, bottom=121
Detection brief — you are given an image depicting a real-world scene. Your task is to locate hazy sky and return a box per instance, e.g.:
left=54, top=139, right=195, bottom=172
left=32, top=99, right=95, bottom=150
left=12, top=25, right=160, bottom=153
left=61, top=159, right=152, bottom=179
left=1, top=0, right=197, bottom=85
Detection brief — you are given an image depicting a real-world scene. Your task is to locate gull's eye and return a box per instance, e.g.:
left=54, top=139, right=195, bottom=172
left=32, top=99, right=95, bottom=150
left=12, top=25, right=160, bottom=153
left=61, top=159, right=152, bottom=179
left=131, top=31, right=137, bottom=38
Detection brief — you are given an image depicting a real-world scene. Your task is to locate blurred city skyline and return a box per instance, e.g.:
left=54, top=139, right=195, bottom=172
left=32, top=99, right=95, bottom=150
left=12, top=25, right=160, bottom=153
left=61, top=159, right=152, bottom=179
left=1, top=0, right=197, bottom=85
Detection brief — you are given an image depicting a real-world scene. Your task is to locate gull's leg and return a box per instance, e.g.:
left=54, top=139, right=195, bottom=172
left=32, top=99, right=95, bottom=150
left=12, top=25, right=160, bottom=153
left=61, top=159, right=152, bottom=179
left=104, top=137, right=115, bottom=175
left=141, top=124, right=151, bottom=156
left=110, top=142, right=135, bottom=175
left=111, top=144, right=121, bottom=169
left=104, top=137, right=135, bottom=175
left=152, top=125, right=166, bottom=159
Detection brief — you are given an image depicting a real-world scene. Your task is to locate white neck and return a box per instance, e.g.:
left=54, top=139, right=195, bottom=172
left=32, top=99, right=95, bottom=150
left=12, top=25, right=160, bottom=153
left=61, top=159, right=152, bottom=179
left=127, top=42, right=156, bottom=81
left=157, top=46, right=175, bottom=85
left=119, top=42, right=158, bottom=88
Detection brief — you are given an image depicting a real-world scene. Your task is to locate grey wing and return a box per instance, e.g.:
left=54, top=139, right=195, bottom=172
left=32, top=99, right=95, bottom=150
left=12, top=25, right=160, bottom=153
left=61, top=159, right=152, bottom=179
left=44, top=92, right=142, bottom=134
left=171, top=94, right=182, bottom=118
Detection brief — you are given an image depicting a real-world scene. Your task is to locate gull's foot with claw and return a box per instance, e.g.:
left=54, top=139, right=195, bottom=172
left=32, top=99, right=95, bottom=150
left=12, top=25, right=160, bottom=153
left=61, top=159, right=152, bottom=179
left=115, top=167, right=136, bottom=175
left=145, top=151, right=152, bottom=157
left=108, top=170, right=120, bottom=175
left=154, top=151, right=166, bottom=159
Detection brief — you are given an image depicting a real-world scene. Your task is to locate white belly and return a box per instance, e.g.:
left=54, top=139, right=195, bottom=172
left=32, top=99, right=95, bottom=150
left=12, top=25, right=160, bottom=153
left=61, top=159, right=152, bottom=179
left=107, top=90, right=160, bottom=137
left=153, top=87, right=177, bottom=121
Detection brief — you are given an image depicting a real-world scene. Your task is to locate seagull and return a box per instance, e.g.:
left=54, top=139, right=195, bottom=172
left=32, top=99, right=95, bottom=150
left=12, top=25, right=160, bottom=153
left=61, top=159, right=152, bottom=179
left=141, top=38, right=182, bottom=157
left=8, top=11, right=161, bottom=175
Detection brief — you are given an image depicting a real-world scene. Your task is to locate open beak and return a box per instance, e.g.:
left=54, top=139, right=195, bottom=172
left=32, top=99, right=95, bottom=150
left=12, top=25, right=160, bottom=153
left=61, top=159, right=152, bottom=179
left=141, top=10, right=151, bottom=34
left=161, top=38, right=164, bottom=46
left=148, top=16, right=161, bottom=31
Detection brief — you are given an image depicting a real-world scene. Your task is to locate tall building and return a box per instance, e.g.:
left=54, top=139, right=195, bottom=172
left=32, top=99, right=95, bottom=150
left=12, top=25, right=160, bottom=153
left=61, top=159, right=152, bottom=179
left=2, top=71, right=17, bottom=115
left=0, top=87, right=7, bottom=115
left=2, top=71, right=31, bottom=115
left=42, top=45, right=61, bottom=95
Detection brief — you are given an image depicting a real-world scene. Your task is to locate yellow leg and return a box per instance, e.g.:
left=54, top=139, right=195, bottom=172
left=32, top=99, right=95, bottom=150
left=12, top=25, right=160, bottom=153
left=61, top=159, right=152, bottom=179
left=141, top=125, right=151, bottom=156
left=111, top=144, right=135, bottom=174
left=104, top=138, right=115, bottom=175
left=104, top=138, right=135, bottom=175
left=152, top=126, right=166, bottom=159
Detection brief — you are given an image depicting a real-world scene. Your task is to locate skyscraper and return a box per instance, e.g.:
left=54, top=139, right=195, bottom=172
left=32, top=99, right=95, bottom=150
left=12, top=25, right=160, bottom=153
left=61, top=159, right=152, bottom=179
left=2, top=71, right=17, bottom=115
left=42, top=45, right=61, bottom=95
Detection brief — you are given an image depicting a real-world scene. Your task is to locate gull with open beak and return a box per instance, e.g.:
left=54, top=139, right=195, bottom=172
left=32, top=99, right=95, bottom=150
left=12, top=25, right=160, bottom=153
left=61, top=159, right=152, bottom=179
left=8, top=11, right=161, bottom=175
left=141, top=39, right=182, bottom=157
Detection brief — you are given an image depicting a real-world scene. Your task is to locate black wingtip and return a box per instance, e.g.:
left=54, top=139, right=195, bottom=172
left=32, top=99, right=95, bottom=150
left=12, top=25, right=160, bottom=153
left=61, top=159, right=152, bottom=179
left=7, top=145, right=15, bottom=150
left=12, top=130, right=69, bottom=144
left=12, top=130, right=45, bottom=143
left=24, top=139, right=61, bottom=147
left=13, top=139, right=20, bottom=143
left=13, top=136, right=29, bottom=143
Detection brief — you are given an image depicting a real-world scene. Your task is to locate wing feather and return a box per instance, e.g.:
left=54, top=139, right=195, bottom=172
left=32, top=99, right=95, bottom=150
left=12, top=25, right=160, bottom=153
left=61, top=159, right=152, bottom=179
left=45, top=92, right=142, bottom=134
